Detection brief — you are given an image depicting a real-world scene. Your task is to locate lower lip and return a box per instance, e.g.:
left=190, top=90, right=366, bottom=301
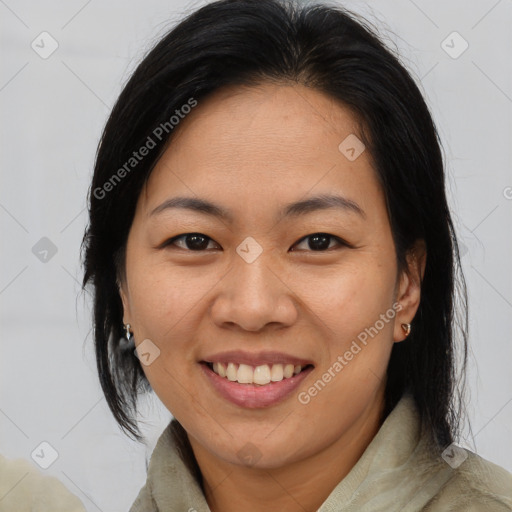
left=200, top=363, right=314, bottom=408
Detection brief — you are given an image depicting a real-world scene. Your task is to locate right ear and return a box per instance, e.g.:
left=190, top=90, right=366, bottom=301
left=118, top=279, right=132, bottom=326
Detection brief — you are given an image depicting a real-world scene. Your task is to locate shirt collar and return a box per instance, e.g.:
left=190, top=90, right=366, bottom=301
left=131, top=393, right=450, bottom=511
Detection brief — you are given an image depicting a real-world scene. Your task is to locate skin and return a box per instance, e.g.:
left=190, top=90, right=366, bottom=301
left=119, top=82, right=426, bottom=511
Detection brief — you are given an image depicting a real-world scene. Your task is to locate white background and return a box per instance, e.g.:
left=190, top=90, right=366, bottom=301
left=1, top=0, right=511, bottom=510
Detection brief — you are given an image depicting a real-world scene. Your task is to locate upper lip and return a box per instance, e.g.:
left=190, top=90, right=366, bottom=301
left=201, top=350, right=314, bottom=367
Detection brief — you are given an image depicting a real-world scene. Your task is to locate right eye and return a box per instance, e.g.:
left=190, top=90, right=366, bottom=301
left=161, top=233, right=221, bottom=251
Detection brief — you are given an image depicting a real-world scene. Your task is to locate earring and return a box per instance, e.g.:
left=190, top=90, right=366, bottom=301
left=401, top=323, right=411, bottom=337
left=124, top=323, right=132, bottom=341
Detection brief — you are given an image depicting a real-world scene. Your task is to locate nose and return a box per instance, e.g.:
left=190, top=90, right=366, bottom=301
left=210, top=248, right=298, bottom=332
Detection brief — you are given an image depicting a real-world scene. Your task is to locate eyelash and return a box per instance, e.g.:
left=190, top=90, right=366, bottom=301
left=161, top=232, right=350, bottom=252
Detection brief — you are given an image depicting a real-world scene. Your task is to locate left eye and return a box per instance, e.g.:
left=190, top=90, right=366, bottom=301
left=291, top=233, right=346, bottom=252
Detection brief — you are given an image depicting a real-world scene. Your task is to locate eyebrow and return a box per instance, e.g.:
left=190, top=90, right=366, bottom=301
left=149, top=193, right=366, bottom=222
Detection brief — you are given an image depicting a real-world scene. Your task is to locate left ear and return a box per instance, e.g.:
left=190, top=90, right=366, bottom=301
left=394, top=239, right=427, bottom=342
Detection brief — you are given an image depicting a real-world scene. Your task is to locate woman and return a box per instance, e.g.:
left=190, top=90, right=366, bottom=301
left=81, top=0, right=512, bottom=510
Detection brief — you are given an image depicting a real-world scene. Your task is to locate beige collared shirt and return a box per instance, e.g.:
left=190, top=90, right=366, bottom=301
left=129, top=394, right=512, bottom=511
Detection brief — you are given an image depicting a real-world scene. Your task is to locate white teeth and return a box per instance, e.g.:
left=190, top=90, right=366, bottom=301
left=226, top=362, right=237, bottom=381
left=237, top=364, right=253, bottom=384
left=270, top=364, right=283, bottom=382
left=283, top=364, right=294, bottom=378
left=210, top=362, right=307, bottom=385
left=253, top=364, right=271, bottom=385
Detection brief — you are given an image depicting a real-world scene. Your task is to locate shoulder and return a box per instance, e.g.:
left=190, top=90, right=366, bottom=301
left=0, top=454, right=86, bottom=512
left=424, top=447, right=512, bottom=511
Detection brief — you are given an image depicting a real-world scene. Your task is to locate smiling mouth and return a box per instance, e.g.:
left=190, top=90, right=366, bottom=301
left=201, top=361, right=314, bottom=386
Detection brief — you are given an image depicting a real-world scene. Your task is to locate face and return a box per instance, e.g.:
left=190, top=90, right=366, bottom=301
left=119, top=82, right=424, bottom=470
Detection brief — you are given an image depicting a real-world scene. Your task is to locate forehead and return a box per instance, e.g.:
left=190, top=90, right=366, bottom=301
left=169, top=82, right=363, bottom=157
left=141, top=82, right=382, bottom=222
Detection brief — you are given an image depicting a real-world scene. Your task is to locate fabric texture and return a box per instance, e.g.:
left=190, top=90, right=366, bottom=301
left=129, top=394, right=512, bottom=511
left=0, top=454, right=87, bottom=511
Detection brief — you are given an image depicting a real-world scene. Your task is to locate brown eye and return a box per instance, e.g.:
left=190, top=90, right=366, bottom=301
left=164, top=233, right=220, bottom=251
left=291, top=233, right=347, bottom=252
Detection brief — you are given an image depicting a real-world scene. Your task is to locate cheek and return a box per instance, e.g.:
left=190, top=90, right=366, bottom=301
left=291, top=263, right=397, bottom=441
left=127, top=261, right=212, bottom=335
left=305, top=257, right=396, bottom=336
left=125, top=261, right=225, bottom=402
left=126, top=267, right=204, bottom=418
left=303, top=254, right=398, bottom=397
